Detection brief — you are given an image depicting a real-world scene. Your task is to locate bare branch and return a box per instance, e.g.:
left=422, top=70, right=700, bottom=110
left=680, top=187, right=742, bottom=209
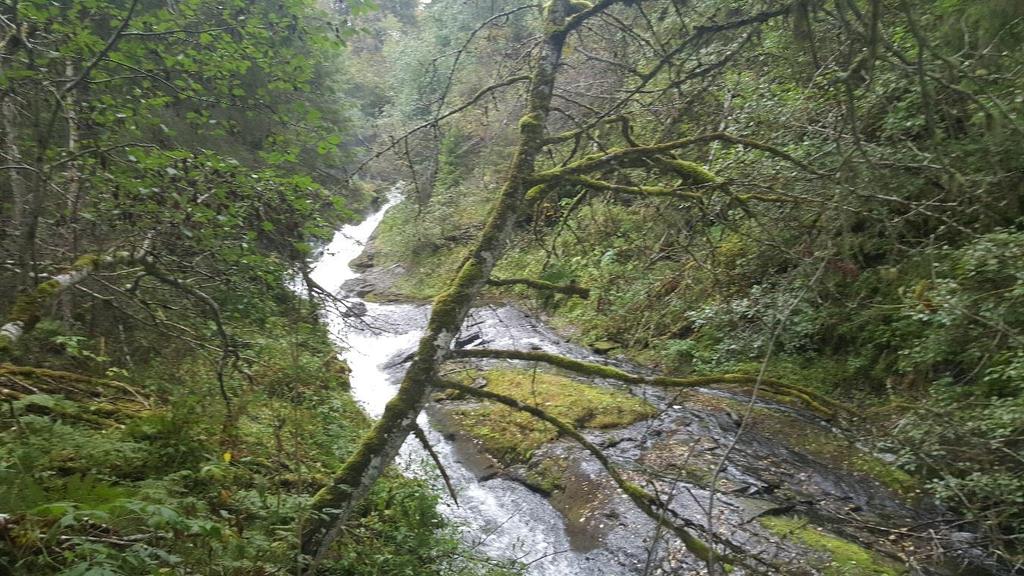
left=412, top=424, right=459, bottom=505
left=346, top=75, right=531, bottom=180
left=62, top=0, right=140, bottom=94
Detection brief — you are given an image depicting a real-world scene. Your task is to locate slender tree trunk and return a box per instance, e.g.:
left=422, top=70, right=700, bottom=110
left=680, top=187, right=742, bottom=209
left=2, top=95, right=25, bottom=234
left=62, top=61, right=82, bottom=326
left=299, top=0, right=570, bottom=565
left=17, top=95, right=55, bottom=290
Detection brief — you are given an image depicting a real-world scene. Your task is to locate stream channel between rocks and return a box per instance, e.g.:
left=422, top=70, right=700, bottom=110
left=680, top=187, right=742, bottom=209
left=306, top=193, right=1001, bottom=576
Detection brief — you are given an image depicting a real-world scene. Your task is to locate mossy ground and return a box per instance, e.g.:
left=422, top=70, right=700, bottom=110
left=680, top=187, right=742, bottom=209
left=523, top=457, right=570, bottom=494
left=760, top=515, right=905, bottom=576
left=447, top=368, right=656, bottom=465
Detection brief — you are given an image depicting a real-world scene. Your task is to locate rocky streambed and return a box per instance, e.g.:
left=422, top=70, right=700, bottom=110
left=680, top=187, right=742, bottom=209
left=313, top=195, right=1002, bottom=576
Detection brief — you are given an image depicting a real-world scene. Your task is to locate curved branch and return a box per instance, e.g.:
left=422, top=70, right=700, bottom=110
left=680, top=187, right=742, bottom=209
left=563, top=0, right=629, bottom=35
left=346, top=75, right=531, bottom=180
left=530, top=132, right=829, bottom=184
left=62, top=0, right=140, bottom=94
left=434, top=5, right=541, bottom=116
left=542, top=114, right=633, bottom=145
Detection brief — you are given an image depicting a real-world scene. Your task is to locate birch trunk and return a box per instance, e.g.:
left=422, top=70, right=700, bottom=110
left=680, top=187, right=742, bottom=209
left=62, top=61, right=82, bottom=325
left=2, top=96, right=25, bottom=232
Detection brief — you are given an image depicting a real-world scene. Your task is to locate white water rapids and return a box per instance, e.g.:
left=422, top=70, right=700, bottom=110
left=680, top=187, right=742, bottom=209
left=306, top=193, right=593, bottom=575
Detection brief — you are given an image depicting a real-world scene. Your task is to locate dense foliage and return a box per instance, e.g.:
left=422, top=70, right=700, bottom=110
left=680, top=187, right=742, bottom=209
left=358, top=0, right=1024, bottom=565
left=3, top=0, right=1023, bottom=571
left=1, top=312, right=488, bottom=575
left=0, top=0, right=510, bottom=574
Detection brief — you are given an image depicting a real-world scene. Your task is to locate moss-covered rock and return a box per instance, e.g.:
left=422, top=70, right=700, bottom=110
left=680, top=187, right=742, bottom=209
left=760, top=515, right=906, bottom=576
left=446, top=368, right=655, bottom=465
left=589, top=340, right=622, bottom=355
left=745, top=407, right=920, bottom=498
left=522, top=456, right=569, bottom=495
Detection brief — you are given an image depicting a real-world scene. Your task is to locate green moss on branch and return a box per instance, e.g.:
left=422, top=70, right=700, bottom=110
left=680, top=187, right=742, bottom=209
left=487, top=276, right=590, bottom=299
left=565, top=176, right=706, bottom=201
left=529, top=132, right=827, bottom=184
left=2, top=250, right=145, bottom=352
left=0, top=364, right=151, bottom=407
left=450, top=348, right=846, bottom=419
left=654, top=158, right=719, bottom=185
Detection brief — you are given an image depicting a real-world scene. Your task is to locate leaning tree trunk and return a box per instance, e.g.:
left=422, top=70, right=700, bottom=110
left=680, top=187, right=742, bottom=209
left=0, top=251, right=142, bottom=353
left=299, top=0, right=570, bottom=565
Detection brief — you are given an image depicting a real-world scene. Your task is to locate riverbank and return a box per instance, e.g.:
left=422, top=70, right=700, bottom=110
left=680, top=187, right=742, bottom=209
left=339, top=197, right=1003, bottom=575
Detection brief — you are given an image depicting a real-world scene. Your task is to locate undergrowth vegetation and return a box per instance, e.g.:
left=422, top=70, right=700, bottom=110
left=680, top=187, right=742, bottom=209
left=0, top=309, right=507, bottom=575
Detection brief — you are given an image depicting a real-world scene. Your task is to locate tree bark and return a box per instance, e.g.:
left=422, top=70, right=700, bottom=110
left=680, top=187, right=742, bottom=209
left=0, top=252, right=140, bottom=352
left=1, top=96, right=25, bottom=234
left=62, top=61, right=82, bottom=326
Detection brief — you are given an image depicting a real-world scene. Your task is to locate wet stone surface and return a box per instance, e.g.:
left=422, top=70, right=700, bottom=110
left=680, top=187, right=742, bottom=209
left=312, top=198, right=1002, bottom=576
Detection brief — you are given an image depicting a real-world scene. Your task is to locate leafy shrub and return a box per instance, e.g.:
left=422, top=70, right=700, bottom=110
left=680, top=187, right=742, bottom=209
left=883, top=229, right=1024, bottom=562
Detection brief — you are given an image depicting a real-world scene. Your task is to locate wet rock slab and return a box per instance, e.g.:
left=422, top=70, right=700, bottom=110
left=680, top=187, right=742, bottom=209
left=433, top=306, right=1003, bottom=575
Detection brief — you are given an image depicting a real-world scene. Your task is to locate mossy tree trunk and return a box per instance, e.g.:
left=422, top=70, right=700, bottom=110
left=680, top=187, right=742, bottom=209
left=0, top=252, right=140, bottom=353
left=298, top=0, right=572, bottom=565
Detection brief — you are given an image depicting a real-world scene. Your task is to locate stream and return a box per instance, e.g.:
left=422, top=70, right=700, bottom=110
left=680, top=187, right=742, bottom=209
left=306, top=193, right=1002, bottom=576
left=307, top=193, right=593, bottom=574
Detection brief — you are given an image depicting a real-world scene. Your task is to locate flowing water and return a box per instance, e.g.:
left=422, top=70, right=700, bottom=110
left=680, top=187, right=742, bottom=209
left=307, top=193, right=592, bottom=575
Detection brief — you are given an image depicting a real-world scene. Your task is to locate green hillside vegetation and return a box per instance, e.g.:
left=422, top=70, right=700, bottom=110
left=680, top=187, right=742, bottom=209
left=2, top=0, right=1023, bottom=572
